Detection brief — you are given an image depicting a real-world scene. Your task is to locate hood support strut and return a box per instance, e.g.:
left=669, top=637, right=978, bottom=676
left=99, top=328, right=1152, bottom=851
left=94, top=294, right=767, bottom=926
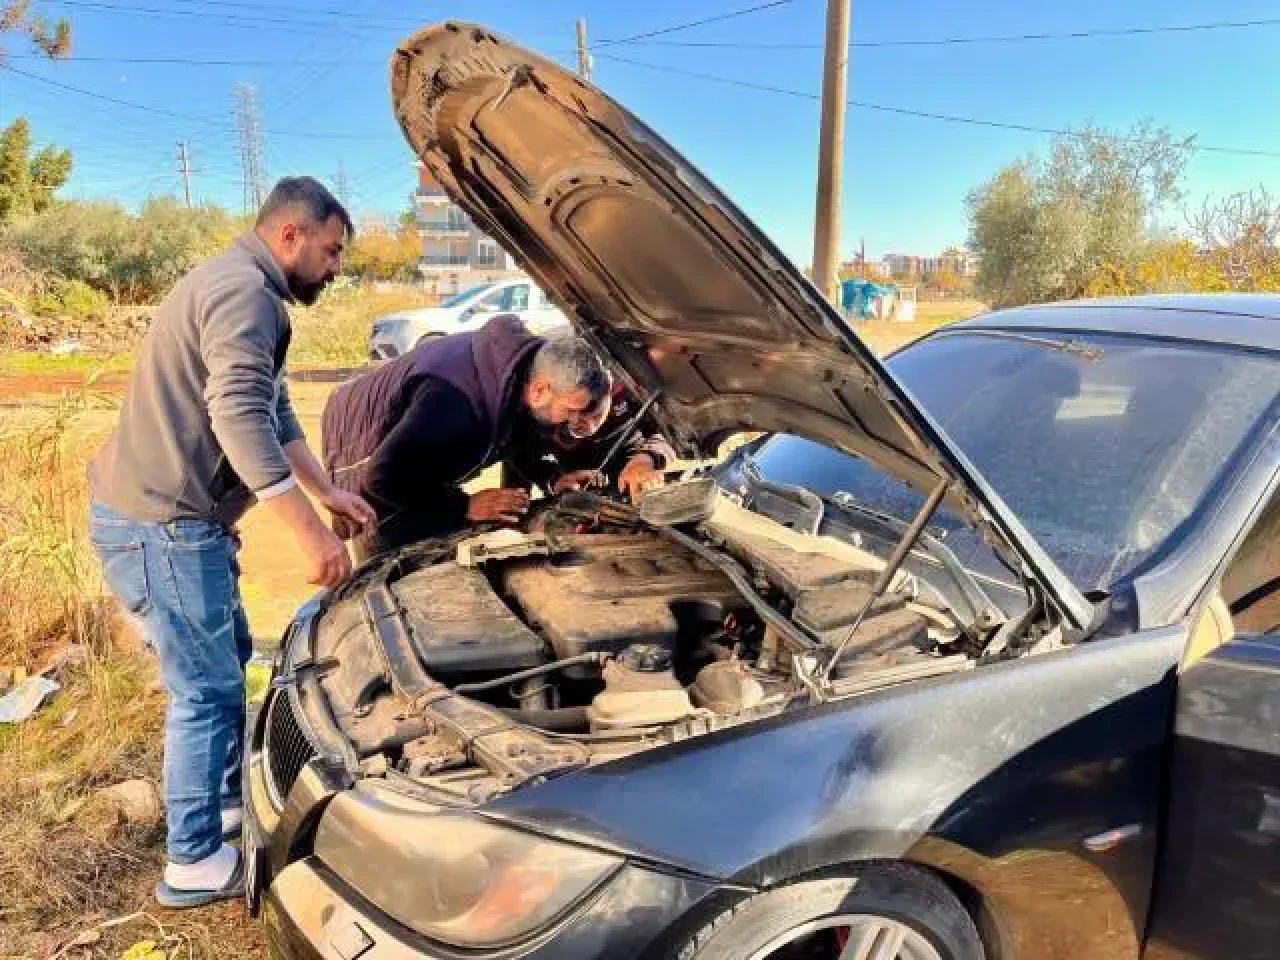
left=819, top=478, right=951, bottom=688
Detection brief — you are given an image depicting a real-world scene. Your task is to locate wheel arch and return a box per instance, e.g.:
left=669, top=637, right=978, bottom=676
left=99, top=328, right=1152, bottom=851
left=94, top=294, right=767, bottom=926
left=639, top=857, right=1006, bottom=960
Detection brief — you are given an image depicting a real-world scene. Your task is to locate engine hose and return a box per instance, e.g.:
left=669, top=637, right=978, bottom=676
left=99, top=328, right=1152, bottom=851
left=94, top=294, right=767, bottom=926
left=499, top=705, right=590, bottom=733
left=451, top=652, right=610, bottom=695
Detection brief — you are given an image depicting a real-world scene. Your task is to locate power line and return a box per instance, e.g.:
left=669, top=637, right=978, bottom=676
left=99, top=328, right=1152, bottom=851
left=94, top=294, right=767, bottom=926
left=594, top=0, right=795, bottom=48
left=13, top=11, right=1280, bottom=63
left=43, top=0, right=402, bottom=36
left=2, top=53, right=369, bottom=66
left=621, top=15, right=1280, bottom=49
left=0, top=63, right=401, bottom=142
left=595, top=53, right=1280, bottom=160
left=117, top=0, right=434, bottom=27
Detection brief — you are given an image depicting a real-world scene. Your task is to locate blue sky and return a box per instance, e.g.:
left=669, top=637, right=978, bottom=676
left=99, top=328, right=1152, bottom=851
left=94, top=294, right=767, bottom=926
left=4, top=0, right=1280, bottom=265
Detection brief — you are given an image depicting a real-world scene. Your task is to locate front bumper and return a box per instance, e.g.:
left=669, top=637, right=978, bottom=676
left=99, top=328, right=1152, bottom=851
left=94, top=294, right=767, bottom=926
left=245, top=641, right=720, bottom=960
left=263, top=857, right=716, bottom=960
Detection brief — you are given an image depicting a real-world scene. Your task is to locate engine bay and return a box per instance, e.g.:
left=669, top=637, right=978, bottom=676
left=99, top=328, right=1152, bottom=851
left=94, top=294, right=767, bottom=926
left=297, top=487, right=1000, bottom=804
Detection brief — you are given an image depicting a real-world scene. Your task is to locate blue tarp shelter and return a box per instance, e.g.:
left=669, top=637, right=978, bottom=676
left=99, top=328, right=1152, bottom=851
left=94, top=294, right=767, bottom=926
left=839, top=279, right=897, bottom=321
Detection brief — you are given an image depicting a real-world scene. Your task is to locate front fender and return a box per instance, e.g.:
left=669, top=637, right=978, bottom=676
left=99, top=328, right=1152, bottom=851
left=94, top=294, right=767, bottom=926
left=489, top=630, right=1183, bottom=958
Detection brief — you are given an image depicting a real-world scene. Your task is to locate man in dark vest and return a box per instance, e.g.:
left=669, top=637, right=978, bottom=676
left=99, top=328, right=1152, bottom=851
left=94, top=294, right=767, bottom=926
left=322, top=314, right=610, bottom=558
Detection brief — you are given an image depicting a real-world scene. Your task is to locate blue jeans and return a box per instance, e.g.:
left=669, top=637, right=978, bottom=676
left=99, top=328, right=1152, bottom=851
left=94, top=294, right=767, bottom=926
left=89, top=502, right=252, bottom=864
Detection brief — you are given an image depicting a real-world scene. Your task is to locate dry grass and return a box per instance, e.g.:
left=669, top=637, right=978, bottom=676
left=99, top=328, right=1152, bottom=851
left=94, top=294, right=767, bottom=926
left=289, top=283, right=436, bottom=368
left=859, top=298, right=987, bottom=354
left=0, top=393, right=266, bottom=960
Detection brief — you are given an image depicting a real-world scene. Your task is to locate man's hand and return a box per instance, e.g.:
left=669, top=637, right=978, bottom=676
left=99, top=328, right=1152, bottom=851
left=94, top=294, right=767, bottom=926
left=265, top=485, right=354, bottom=588
left=618, top=454, right=663, bottom=500
left=552, top=469, right=604, bottom=494
left=467, top=487, right=531, bottom=525
left=318, top=487, right=377, bottom=534
left=297, top=515, right=354, bottom=588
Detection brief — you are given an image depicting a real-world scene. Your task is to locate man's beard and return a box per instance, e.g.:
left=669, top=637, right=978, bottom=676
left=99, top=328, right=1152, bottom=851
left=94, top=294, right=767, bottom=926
left=288, top=272, right=330, bottom=306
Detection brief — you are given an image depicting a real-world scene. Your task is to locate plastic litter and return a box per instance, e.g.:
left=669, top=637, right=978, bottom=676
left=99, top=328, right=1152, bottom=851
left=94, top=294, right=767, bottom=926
left=0, top=675, right=60, bottom=723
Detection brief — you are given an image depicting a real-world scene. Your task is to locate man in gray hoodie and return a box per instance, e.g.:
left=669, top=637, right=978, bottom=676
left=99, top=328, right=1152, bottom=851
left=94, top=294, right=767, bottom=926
left=89, top=177, right=375, bottom=908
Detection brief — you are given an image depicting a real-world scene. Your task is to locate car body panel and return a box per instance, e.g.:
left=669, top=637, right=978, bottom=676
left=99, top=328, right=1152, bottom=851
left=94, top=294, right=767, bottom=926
left=389, top=22, right=1093, bottom=629
left=1145, top=639, right=1280, bottom=960
left=969, top=295, right=1280, bottom=351
left=483, top=627, right=1184, bottom=959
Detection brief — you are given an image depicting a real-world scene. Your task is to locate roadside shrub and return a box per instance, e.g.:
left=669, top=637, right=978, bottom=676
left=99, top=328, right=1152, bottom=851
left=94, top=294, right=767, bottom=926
left=32, top=276, right=110, bottom=320
left=5, top=198, right=244, bottom=303
left=290, top=283, right=435, bottom=367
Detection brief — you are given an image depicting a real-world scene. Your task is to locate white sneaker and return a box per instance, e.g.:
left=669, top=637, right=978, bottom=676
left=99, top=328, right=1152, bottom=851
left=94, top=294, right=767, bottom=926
left=220, top=807, right=243, bottom=841
left=163, top=843, right=239, bottom=891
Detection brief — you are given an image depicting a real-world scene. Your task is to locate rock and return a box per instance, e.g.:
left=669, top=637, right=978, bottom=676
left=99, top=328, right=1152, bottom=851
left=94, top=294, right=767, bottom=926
left=95, top=779, right=163, bottom=829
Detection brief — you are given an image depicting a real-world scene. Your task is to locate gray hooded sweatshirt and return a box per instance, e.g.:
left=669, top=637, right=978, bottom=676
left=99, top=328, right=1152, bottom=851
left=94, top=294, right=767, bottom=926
left=90, top=232, right=305, bottom=527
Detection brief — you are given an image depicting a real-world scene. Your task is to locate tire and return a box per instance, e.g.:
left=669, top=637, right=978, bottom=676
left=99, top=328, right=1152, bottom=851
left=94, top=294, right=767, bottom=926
left=676, top=864, right=984, bottom=960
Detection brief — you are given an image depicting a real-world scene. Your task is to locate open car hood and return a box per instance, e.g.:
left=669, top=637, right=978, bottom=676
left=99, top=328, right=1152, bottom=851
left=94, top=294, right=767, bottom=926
left=390, top=23, right=1093, bottom=630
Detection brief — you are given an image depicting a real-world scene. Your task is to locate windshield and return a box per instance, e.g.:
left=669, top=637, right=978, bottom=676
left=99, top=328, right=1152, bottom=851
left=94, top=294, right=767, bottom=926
left=440, top=284, right=494, bottom=309
left=750, top=330, right=1279, bottom=593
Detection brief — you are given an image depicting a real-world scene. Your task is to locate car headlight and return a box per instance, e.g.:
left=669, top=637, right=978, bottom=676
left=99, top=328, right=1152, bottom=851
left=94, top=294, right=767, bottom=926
left=315, top=789, right=621, bottom=949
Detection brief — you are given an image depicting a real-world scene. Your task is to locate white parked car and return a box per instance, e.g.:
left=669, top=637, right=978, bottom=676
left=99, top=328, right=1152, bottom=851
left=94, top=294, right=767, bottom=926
left=368, top=278, right=569, bottom=360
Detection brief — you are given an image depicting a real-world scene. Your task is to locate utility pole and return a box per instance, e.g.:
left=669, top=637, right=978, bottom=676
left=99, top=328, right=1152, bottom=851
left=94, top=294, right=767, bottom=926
left=576, top=18, right=592, bottom=82
left=812, top=0, right=851, bottom=303
left=177, top=141, right=192, bottom=208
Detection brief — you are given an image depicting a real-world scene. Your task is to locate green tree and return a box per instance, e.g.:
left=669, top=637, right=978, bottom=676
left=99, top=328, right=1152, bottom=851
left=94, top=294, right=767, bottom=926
left=967, top=123, right=1193, bottom=307
left=1, top=0, right=72, bottom=59
left=0, top=117, right=72, bottom=222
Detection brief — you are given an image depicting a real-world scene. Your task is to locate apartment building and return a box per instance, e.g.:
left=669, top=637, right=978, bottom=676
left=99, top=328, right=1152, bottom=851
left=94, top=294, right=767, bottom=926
left=411, top=162, right=525, bottom=295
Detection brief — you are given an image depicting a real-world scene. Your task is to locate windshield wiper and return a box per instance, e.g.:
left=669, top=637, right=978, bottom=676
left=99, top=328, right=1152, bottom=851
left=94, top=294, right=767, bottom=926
left=937, top=329, right=1104, bottom=361
left=830, top=490, right=949, bottom=542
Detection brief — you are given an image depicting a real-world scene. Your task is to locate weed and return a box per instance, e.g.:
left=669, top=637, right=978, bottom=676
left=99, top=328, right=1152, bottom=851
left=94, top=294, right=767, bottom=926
left=0, top=393, right=265, bottom=957
left=289, top=283, right=435, bottom=367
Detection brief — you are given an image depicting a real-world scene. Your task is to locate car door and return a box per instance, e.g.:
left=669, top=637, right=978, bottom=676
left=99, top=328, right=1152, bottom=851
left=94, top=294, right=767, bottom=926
left=1144, top=484, right=1280, bottom=960
left=526, top=286, right=568, bottom=334
left=504, top=282, right=532, bottom=325
left=458, top=285, right=513, bottom=330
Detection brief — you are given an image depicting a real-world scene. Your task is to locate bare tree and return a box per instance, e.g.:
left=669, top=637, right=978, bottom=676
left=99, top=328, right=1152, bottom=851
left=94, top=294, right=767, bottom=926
left=1, top=0, right=71, bottom=61
left=1187, top=189, right=1280, bottom=289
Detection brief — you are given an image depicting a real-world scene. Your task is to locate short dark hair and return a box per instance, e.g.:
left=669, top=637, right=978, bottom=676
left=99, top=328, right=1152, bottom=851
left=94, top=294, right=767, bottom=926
left=256, top=176, right=354, bottom=237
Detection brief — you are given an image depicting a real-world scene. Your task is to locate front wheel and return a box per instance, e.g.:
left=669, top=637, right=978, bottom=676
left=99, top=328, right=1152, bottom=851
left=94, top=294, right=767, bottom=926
left=676, top=865, right=984, bottom=960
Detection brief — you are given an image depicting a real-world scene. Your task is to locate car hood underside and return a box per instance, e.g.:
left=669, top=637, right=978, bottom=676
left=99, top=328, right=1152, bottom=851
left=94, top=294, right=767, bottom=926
left=388, top=23, right=1090, bottom=628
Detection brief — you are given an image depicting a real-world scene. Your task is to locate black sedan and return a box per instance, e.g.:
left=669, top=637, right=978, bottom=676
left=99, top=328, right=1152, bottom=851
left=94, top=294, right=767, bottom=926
left=245, top=21, right=1280, bottom=960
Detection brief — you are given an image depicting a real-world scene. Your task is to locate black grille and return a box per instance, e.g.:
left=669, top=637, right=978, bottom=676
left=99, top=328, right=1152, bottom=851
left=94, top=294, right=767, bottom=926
left=264, top=690, right=316, bottom=808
